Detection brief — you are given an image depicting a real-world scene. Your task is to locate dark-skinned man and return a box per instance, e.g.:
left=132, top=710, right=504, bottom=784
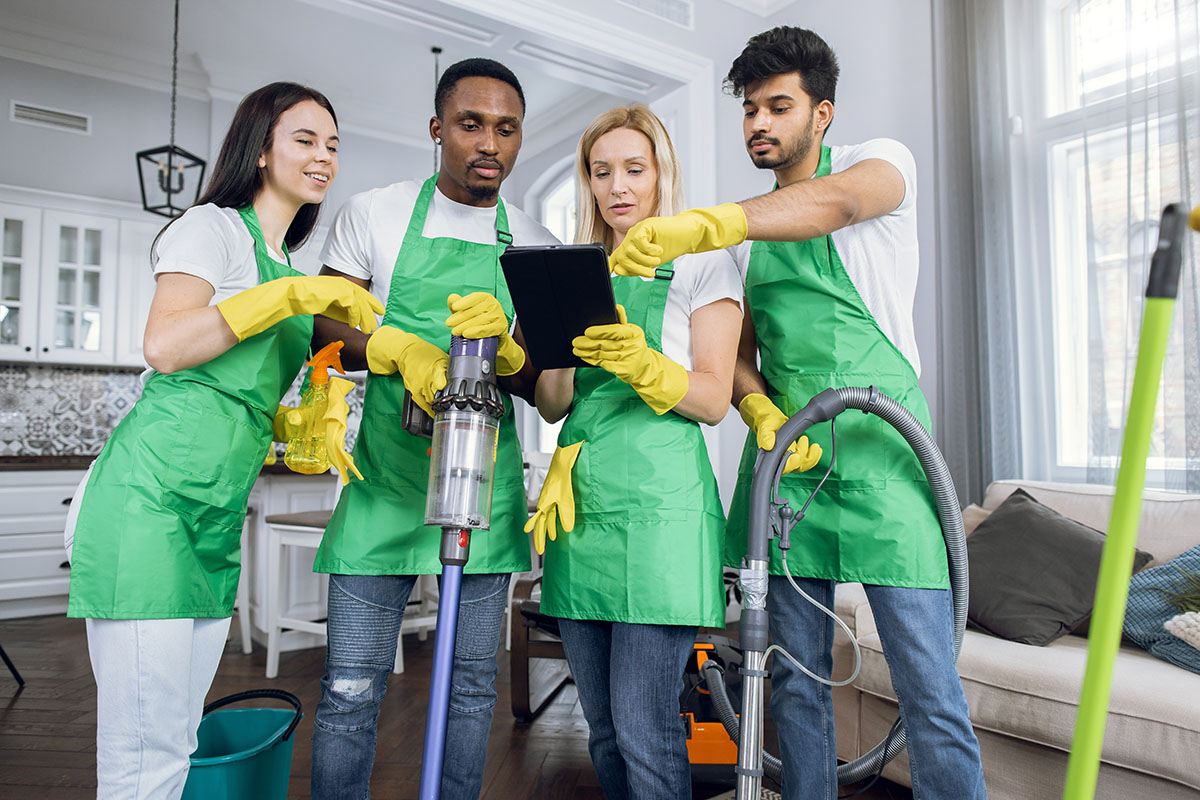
left=308, top=58, right=556, bottom=800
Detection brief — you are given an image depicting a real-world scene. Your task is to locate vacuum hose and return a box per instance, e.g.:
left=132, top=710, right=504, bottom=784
left=731, top=386, right=968, bottom=796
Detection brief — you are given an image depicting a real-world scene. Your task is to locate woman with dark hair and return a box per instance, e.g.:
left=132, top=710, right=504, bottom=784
left=527, top=104, right=742, bottom=800
left=63, top=81, right=382, bottom=799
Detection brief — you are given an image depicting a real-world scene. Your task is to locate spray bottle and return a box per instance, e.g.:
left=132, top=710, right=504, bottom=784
left=284, top=340, right=346, bottom=474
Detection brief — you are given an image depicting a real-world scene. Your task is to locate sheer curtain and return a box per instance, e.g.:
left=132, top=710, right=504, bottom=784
left=955, top=0, right=1199, bottom=493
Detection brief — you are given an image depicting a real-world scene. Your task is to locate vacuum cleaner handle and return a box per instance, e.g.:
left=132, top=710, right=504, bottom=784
left=202, top=688, right=304, bottom=742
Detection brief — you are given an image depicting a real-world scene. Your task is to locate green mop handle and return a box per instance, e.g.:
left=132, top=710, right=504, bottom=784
left=1063, top=203, right=1191, bottom=800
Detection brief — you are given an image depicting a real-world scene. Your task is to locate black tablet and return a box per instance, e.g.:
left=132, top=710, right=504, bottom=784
left=500, top=243, right=620, bottom=369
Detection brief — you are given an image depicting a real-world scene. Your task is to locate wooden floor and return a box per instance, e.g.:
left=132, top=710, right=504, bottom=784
left=0, top=614, right=912, bottom=799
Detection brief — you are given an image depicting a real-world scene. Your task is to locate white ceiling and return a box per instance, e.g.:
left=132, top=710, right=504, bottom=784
left=0, top=0, right=688, bottom=147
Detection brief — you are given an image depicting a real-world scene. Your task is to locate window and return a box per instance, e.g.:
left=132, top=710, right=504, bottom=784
left=1006, top=0, right=1198, bottom=487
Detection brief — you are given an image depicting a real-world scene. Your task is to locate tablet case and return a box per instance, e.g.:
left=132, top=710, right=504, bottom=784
left=500, top=244, right=619, bottom=369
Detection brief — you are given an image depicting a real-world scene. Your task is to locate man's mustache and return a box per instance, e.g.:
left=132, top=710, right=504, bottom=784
left=469, top=157, right=504, bottom=171
left=747, top=135, right=780, bottom=147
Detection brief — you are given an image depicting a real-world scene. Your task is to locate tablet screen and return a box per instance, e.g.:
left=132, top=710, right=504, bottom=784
left=500, top=244, right=619, bottom=370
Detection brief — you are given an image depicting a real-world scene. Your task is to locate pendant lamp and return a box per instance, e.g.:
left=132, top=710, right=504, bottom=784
left=135, top=0, right=206, bottom=218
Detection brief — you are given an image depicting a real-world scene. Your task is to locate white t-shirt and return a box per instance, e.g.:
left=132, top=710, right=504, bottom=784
left=152, top=204, right=289, bottom=302
left=319, top=180, right=558, bottom=305
left=645, top=250, right=743, bottom=371
left=731, top=138, right=922, bottom=375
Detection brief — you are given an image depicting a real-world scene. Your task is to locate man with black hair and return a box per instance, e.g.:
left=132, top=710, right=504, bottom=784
left=308, top=57, right=556, bottom=799
left=610, top=26, right=988, bottom=800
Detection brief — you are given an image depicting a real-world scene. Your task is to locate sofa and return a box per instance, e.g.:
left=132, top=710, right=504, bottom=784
left=830, top=479, right=1200, bottom=799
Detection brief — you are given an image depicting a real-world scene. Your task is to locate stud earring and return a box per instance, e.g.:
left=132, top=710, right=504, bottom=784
left=435, top=137, right=442, bottom=145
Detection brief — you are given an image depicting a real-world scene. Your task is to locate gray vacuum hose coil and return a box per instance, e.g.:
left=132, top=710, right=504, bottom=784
left=736, top=387, right=969, bottom=786
left=831, top=388, right=967, bottom=784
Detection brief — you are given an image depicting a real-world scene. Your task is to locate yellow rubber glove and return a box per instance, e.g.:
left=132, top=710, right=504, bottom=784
left=608, top=203, right=748, bottom=277
left=217, top=275, right=384, bottom=341
left=738, top=393, right=822, bottom=474
left=325, top=376, right=363, bottom=485
left=571, top=305, right=688, bottom=415
left=445, top=292, right=526, bottom=376
left=524, top=441, right=584, bottom=555
left=265, top=405, right=305, bottom=465
left=272, top=404, right=304, bottom=443
left=365, top=325, right=448, bottom=416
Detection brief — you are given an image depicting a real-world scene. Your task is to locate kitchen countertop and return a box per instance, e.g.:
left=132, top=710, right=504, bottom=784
left=0, top=455, right=97, bottom=471
left=0, top=454, right=333, bottom=478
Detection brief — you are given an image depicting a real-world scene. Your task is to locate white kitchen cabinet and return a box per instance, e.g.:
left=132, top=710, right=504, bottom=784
left=243, top=471, right=339, bottom=652
left=115, top=219, right=162, bottom=367
left=37, top=210, right=119, bottom=364
left=0, top=187, right=165, bottom=368
left=0, top=468, right=339, bottom=633
left=0, top=203, right=43, bottom=362
left=0, top=469, right=82, bottom=619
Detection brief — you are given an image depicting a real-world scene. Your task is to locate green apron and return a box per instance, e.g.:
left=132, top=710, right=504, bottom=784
left=725, top=146, right=948, bottom=589
left=68, top=206, right=313, bottom=618
left=314, top=175, right=530, bottom=576
left=540, top=267, right=726, bottom=627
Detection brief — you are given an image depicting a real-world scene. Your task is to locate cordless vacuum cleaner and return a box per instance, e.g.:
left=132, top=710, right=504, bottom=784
left=719, top=387, right=969, bottom=799
left=417, top=335, right=505, bottom=800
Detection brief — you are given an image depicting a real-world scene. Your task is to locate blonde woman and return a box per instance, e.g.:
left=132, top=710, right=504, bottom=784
left=526, top=105, right=742, bottom=799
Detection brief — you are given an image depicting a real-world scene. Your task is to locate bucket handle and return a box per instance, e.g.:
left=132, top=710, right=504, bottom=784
left=203, top=689, right=303, bottom=742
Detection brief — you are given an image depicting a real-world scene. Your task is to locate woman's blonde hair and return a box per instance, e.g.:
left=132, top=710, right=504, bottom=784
left=573, top=104, right=684, bottom=250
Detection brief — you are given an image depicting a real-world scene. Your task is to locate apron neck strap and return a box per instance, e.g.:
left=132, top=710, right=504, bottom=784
left=406, top=174, right=512, bottom=252
left=237, top=205, right=291, bottom=280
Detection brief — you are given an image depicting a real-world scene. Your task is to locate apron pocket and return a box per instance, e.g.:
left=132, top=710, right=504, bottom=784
left=167, top=407, right=267, bottom=510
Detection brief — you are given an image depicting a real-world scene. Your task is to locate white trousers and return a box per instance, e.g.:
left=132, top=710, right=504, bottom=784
left=86, top=616, right=231, bottom=800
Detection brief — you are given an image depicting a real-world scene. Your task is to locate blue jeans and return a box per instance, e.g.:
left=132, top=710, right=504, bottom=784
left=311, top=572, right=511, bottom=800
left=767, top=576, right=987, bottom=800
left=557, top=618, right=695, bottom=800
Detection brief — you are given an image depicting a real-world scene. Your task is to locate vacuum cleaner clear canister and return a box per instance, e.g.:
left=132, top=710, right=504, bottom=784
left=425, top=408, right=499, bottom=529
left=423, top=335, right=505, bottom=531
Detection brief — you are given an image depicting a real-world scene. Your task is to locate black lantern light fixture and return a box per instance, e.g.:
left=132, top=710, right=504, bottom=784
left=136, top=0, right=205, bottom=218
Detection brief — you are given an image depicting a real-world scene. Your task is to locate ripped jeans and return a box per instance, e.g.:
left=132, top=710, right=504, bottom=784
left=310, top=572, right=511, bottom=800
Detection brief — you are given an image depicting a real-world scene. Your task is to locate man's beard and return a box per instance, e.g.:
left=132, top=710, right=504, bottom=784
left=749, top=122, right=816, bottom=171
left=466, top=183, right=499, bottom=200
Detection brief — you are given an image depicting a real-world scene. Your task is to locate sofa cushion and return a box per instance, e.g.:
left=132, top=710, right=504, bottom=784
left=966, top=489, right=1153, bottom=645
left=852, top=629, right=1200, bottom=791
left=962, top=503, right=990, bottom=535
left=984, top=479, right=1200, bottom=563
left=1125, top=544, right=1200, bottom=675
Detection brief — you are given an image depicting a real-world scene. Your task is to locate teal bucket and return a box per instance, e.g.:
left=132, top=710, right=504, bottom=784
left=182, top=689, right=303, bottom=800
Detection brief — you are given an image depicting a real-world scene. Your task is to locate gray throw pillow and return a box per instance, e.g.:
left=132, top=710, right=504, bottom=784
left=966, top=489, right=1154, bottom=646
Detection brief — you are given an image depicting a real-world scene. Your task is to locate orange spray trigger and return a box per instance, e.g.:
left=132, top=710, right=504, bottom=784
left=306, top=341, right=345, bottom=386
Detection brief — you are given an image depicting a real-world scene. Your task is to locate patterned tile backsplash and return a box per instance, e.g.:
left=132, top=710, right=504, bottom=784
left=0, top=363, right=365, bottom=457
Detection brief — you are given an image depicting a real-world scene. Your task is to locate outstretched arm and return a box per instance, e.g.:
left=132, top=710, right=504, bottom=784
left=143, top=273, right=238, bottom=374
left=609, top=158, right=908, bottom=276
left=740, top=158, right=906, bottom=241
left=312, top=265, right=372, bottom=372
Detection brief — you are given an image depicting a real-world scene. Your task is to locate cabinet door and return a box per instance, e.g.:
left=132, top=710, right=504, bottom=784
left=0, top=203, right=42, bottom=362
left=115, top=219, right=162, bottom=367
left=38, top=211, right=119, bottom=364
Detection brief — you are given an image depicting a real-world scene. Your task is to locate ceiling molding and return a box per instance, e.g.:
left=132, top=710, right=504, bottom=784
left=720, top=0, right=797, bottom=16
left=510, top=41, right=656, bottom=96
left=442, top=0, right=718, bottom=205
left=208, top=85, right=431, bottom=149
left=294, top=0, right=502, bottom=45
left=0, top=12, right=209, bottom=100
left=444, top=0, right=710, bottom=83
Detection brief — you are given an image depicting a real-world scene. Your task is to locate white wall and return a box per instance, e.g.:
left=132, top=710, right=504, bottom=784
left=0, top=56, right=208, bottom=205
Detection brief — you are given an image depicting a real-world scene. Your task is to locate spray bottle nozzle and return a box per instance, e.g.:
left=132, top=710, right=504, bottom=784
left=306, top=341, right=346, bottom=386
